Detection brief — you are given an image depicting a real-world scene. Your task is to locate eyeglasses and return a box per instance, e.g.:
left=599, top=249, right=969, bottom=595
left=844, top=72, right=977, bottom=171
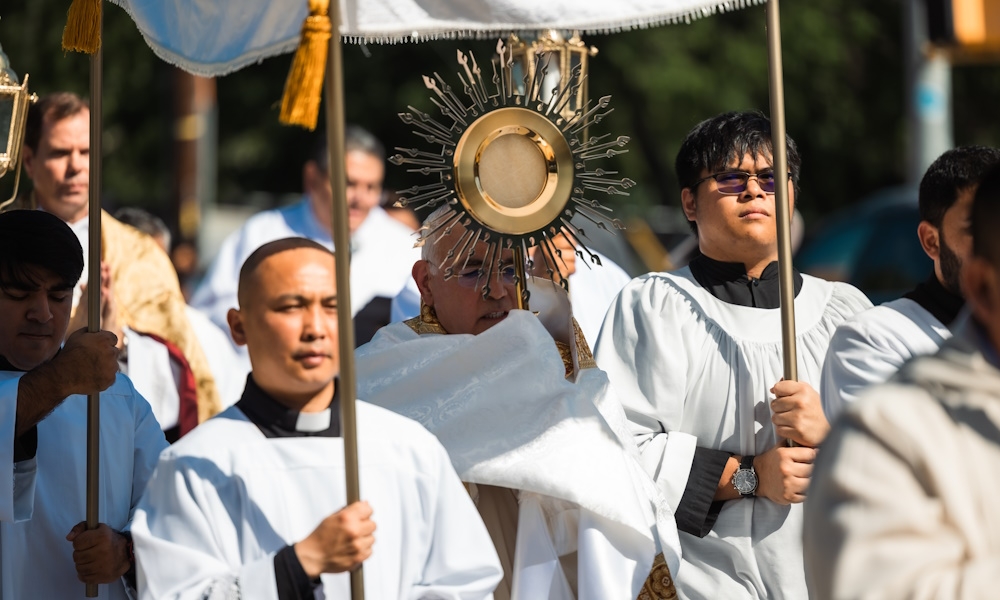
left=452, top=264, right=518, bottom=288
left=691, top=170, right=786, bottom=194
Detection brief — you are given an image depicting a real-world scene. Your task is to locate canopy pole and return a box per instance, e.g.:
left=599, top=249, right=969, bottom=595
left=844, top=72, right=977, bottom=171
left=85, top=9, right=104, bottom=599
left=323, top=2, right=364, bottom=598
left=766, top=0, right=796, bottom=383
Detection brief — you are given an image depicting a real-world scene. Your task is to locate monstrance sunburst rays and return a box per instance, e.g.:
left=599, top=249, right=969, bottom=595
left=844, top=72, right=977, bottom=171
left=391, top=38, right=633, bottom=302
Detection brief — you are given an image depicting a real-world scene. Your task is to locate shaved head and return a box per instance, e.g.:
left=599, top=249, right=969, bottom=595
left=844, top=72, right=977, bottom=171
left=238, top=238, right=334, bottom=308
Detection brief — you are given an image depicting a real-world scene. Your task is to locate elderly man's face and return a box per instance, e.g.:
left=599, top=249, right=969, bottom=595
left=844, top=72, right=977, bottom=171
left=0, top=266, right=75, bottom=370
left=413, top=229, right=519, bottom=335
left=22, top=110, right=91, bottom=224
left=306, top=150, right=385, bottom=235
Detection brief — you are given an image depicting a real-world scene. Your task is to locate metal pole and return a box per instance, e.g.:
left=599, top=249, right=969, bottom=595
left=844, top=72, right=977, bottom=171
left=904, top=0, right=953, bottom=185
left=765, top=0, right=797, bottom=385
left=513, top=246, right=528, bottom=310
left=323, top=2, right=363, bottom=597
left=85, top=9, right=104, bottom=599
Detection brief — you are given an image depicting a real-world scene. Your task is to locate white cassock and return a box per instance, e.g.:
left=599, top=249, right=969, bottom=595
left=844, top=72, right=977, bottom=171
left=131, top=402, right=502, bottom=600
left=594, top=269, right=871, bottom=600
left=356, top=311, right=681, bottom=600
left=389, top=249, right=631, bottom=347
left=0, top=372, right=167, bottom=600
left=805, top=314, right=1000, bottom=599
left=191, top=199, right=419, bottom=330
left=820, top=297, right=952, bottom=419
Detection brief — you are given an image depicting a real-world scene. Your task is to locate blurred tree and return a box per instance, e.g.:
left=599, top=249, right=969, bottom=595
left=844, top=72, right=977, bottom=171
left=2, top=0, right=999, bottom=232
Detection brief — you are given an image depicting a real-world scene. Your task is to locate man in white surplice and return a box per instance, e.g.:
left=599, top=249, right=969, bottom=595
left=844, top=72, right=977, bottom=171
left=0, top=209, right=168, bottom=600
left=132, top=238, right=501, bottom=600
left=821, top=146, right=1000, bottom=419
left=356, top=209, right=681, bottom=600
left=191, top=125, right=420, bottom=347
left=594, top=111, right=872, bottom=599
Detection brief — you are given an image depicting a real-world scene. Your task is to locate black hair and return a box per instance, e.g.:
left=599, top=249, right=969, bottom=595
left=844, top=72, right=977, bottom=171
left=311, top=124, right=386, bottom=171
left=237, top=237, right=334, bottom=307
left=919, top=146, right=1000, bottom=228
left=675, top=111, right=801, bottom=233
left=114, top=207, right=172, bottom=249
left=971, top=163, right=1000, bottom=265
left=0, top=210, right=84, bottom=291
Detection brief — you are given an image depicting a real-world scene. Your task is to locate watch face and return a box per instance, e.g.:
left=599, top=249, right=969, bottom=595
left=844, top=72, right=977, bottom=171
left=733, top=469, right=758, bottom=494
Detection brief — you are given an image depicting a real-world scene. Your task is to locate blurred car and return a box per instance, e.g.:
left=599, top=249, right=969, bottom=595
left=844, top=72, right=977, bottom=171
left=795, top=187, right=933, bottom=305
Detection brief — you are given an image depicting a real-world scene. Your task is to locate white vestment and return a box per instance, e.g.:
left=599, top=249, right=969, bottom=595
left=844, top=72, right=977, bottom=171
left=355, top=311, right=681, bottom=600
left=390, top=249, right=631, bottom=347
left=191, top=199, right=419, bottom=331
left=132, top=402, right=502, bottom=600
left=594, top=268, right=871, bottom=600
left=820, top=297, right=952, bottom=419
left=0, top=372, right=167, bottom=600
left=804, top=314, right=1000, bottom=600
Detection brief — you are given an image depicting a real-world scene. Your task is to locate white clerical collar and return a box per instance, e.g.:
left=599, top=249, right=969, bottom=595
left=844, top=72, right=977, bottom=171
left=295, top=409, right=332, bottom=433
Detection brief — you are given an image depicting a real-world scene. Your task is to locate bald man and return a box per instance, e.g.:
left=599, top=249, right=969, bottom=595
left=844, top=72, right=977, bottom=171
left=131, top=238, right=501, bottom=599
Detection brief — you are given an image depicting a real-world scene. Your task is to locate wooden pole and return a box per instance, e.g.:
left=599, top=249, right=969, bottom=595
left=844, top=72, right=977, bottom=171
left=766, top=0, right=796, bottom=384
left=323, top=2, right=363, bottom=597
left=85, top=8, right=103, bottom=598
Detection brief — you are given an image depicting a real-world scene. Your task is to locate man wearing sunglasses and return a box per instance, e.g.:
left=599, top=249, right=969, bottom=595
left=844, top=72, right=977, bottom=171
left=594, top=111, right=872, bottom=599
left=354, top=206, right=682, bottom=600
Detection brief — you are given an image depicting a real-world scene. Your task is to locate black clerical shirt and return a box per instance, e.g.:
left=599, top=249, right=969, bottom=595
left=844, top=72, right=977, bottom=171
left=675, top=256, right=804, bottom=537
left=903, top=274, right=964, bottom=327
left=236, top=375, right=341, bottom=600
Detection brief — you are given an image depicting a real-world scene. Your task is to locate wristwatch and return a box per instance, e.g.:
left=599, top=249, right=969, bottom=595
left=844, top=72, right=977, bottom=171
left=731, top=455, right=758, bottom=497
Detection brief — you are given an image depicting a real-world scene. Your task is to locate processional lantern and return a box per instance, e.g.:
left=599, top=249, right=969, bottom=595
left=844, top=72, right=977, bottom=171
left=0, top=41, right=36, bottom=208
left=391, top=34, right=631, bottom=306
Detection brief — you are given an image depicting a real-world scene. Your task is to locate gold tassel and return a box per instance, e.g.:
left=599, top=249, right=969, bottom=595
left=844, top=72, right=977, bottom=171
left=279, top=0, right=332, bottom=131
left=62, top=0, right=102, bottom=54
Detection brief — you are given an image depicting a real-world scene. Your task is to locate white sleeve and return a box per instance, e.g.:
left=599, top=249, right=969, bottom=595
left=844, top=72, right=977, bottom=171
left=0, top=373, right=37, bottom=523
left=127, top=378, right=170, bottom=520
left=133, top=454, right=280, bottom=600
left=820, top=319, right=907, bottom=421
left=410, top=439, right=502, bottom=599
left=804, top=394, right=1000, bottom=600
left=593, top=279, right=697, bottom=510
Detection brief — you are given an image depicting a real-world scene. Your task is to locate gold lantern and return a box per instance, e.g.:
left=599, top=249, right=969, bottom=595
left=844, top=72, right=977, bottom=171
left=505, top=30, right=598, bottom=129
left=0, top=41, right=37, bottom=209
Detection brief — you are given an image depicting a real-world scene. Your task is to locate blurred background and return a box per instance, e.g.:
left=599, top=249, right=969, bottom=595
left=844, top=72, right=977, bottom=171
left=2, top=0, right=999, bottom=302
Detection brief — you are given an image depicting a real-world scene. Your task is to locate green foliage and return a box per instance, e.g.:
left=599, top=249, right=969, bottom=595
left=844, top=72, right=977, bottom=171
left=2, top=0, right=999, bottom=231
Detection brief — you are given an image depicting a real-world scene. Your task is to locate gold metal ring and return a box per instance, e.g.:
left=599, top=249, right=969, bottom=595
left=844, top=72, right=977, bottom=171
left=454, top=107, right=574, bottom=236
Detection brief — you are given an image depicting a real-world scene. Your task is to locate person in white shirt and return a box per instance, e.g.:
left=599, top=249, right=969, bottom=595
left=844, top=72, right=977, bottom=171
left=0, top=209, right=167, bottom=600
left=821, top=145, right=1000, bottom=418
left=133, top=237, right=501, bottom=599
left=595, top=111, right=871, bottom=599
left=191, top=126, right=420, bottom=346
left=804, top=163, right=1000, bottom=600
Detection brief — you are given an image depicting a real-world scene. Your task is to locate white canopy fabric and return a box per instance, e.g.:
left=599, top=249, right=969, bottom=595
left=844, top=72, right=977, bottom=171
left=110, top=0, right=762, bottom=76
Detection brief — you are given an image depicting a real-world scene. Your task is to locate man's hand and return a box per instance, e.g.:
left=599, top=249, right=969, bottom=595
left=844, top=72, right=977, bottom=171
left=66, top=523, right=131, bottom=584
left=15, top=328, right=119, bottom=437
left=770, top=380, right=830, bottom=447
left=294, top=501, right=376, bottom=578
left=528, top=230, right=578, bottom=281
left=51, top=328, right=120, bottom=397
left=753, top=445, right=816, bottom=505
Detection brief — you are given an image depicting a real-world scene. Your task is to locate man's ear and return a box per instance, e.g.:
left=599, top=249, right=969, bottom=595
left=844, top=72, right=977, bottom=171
left=681, top=187, right=698, bottom=223
left=412, top=260, right=434, bottom=307
left=302, top=160, right=322, bottom=195
left=21, top=145, right=35, bottom=178
left=227, top=308, right=248, bottom=347
left=917, top=221, right=941, bottom=261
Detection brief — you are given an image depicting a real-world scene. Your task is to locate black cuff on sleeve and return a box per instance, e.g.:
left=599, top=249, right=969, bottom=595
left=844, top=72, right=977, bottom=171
left=13, top=425, right=38, bottom=462
left=675, top=447, right=731, bottom=537
left=274, top=545, right=320, bottom=600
